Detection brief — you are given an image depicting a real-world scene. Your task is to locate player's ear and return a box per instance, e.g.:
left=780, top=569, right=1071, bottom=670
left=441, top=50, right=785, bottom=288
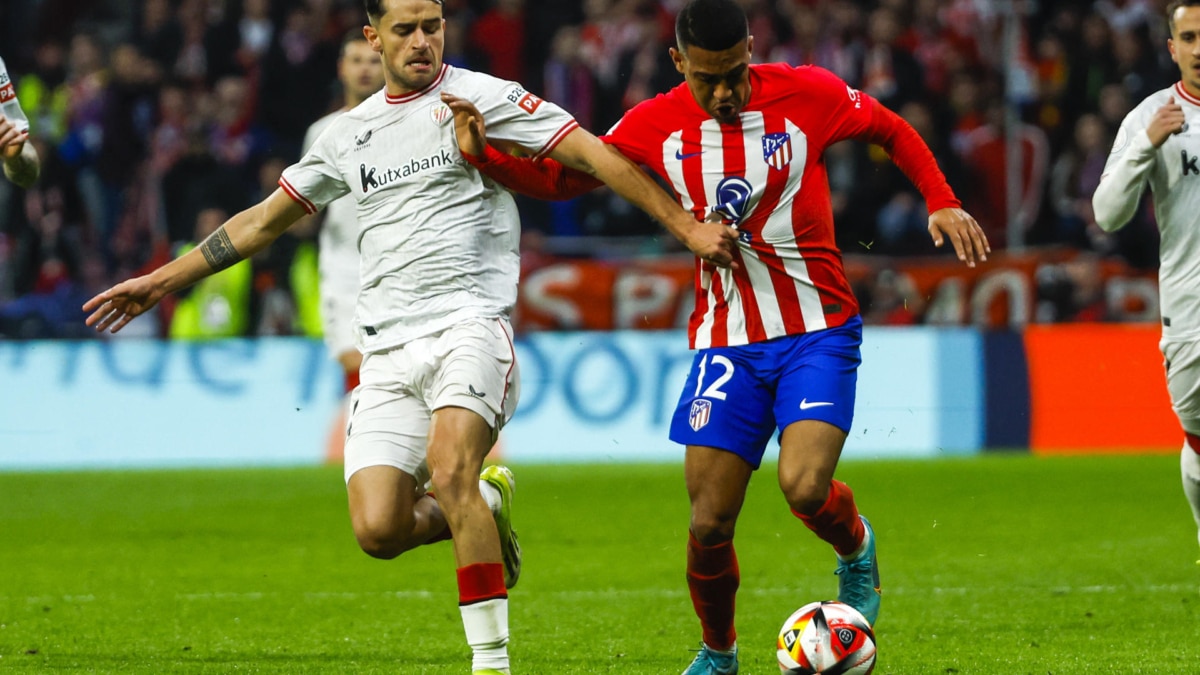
left=746, top=35, right=754, bottom=59
left=364, top=25, right=383, bottom=53
left=670, top=47, right=686, bottom=75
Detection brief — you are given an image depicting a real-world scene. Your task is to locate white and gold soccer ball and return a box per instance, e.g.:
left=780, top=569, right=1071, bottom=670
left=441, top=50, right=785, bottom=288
left=776, top=600, right=876, bottom=674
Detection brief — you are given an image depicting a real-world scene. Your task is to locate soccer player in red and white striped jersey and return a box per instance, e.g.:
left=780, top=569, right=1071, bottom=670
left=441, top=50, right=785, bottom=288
left=447, top=1, right=988, bottom=672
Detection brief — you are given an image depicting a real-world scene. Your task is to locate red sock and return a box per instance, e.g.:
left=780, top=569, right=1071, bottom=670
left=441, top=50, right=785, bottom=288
left=344, top=369, right=360, bottom=393
left=1187, top=432, right=1200, bottom=455
left=794, top=480, right=866, bottom=557
left=686, top=531, right=739, bottom=651
left=456, top=562, right=507, bottom=605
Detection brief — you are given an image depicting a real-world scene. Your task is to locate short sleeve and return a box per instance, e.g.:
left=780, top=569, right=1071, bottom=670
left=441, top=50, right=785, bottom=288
left=471, top=77, right=580, bottom=160
left=600, top=101, right=654, bottom=166
left=279, top=127, right=350, bottom=214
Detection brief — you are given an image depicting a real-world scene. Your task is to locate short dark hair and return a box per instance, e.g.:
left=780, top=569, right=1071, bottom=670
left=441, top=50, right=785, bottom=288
left=364, top=0, right=443, bottom=22
left=1168, top=0, right=1200, bottom=34
left=341, top=27, right=368, bottom=53
left=675, top=0, right=749, bottom=52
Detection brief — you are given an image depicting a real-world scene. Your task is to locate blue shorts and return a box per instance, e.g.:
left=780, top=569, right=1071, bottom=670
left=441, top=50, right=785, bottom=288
left=669, top=316, right=862, bottom=469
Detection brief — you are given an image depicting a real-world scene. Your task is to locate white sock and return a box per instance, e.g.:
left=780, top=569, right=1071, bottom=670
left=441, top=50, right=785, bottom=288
left=1181, top=443, right=1200, bottom=547
left=836, top=524, right=871, bottom=562
left=460, top=597, right=509, bottom=671
left=480, top=479, right=501, bottom=514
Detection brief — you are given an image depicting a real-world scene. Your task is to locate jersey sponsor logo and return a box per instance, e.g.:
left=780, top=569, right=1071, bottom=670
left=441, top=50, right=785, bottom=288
left=1183, top=149, right=1200, bottom=176
left=430, top=103, right=451, bottom=125
left=689, top=399, right=712, bottom=431
left=798, top=398, right=834, bottom=410
left=505, top=85, right=543, bottom=114
left=518, top=92, right=542, bottom=114
left=675, top=149, right=704, bottom=160
left=762, top=132, right=792, bottom=170
left=359, top=148, right=459, bottom=192
left=0, top=82, right=14, bottom=103
left=355, top=129, right=373, bottom=147
left=468, top=385, right=487, bottom=398
left=712, top=176, right=754, bottom=224
left=846, top=85, right=862, bottom=109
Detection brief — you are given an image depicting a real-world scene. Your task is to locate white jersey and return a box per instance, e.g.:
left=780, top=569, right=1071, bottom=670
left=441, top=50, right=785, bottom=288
left=1094, top=81, right=1200, bottom=342
left=303, top=108, right=360, bottom=298
left=0, top=56, right=31, bottom=133
left=281, top=65, right=578, bottom=353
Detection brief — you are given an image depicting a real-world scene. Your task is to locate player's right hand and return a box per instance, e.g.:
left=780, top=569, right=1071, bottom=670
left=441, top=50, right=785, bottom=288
left=0, top=116, right=27, bottom=159
left=83, top=275, right=164, bottom=334
left=441, top=92, right=487, bottom=158
left=685, top=220, right=740, bottom=269
left=1146, top=96, right=1186, bottom=147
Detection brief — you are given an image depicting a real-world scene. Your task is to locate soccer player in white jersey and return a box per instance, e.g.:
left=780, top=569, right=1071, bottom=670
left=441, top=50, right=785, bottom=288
left=304, top=31, right=383, bottom=397
left=0, top=55, right=40, bottom=188
left=1094, top=0, right=1200, bottom=559
left=82, top=1, right=737, bottom=672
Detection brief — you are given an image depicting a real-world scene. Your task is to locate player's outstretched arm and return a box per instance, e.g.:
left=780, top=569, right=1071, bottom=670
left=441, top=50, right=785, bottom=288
left=0, top=117, right=38, bottom=188
left=84, top=189, right=308, bottom=333
left=548, top=127, right=739, bottom=268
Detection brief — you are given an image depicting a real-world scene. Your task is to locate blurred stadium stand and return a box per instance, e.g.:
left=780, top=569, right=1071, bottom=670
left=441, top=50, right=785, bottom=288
left=0, top=0, right=1177, bottom=338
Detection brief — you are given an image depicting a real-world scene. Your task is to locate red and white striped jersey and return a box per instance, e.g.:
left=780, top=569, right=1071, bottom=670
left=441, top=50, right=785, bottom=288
left=605, top=64, right=920, bottom=349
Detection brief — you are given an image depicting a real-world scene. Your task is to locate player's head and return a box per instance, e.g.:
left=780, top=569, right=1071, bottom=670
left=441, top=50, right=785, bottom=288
left=1168, top=1, right=1200, bottom=91
left=340, top=28, right=384, bottom=106
left=363, top=0, right=445, bottom=95
left=671, top=0, right=753, bottom=125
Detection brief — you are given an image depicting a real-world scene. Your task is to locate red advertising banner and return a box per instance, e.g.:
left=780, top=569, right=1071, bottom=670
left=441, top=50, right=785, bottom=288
left=1024, top=324, right=1179, bottom=453
left=514, top=249, right=1159, bottom=332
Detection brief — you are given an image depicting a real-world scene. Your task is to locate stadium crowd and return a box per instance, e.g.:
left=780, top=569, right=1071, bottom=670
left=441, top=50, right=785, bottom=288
left=0, top=0, right=1178, bottom=338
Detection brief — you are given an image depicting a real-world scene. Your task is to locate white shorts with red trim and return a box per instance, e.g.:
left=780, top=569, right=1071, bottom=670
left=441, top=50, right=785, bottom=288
left=343, top=317, right=520, bottom=483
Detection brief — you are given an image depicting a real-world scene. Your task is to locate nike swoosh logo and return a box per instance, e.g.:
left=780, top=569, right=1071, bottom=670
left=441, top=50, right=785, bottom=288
left=799, top=399, right=834, bottom=410
left=675, top=149, right=704, bottom=160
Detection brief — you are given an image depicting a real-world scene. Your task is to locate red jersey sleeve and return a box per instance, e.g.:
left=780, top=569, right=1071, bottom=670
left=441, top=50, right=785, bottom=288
left=803, top=66, right=960, bottom=213
left=463, top=144, right=602, bottom=201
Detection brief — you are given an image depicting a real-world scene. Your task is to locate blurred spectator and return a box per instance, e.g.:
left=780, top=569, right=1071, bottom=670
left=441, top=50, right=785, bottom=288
left=0, top=0, right=1193, bottom=335
left=469, top=0, right=526, bottom=83
left=959, top=101, right=1051, bottom=249
left=1048, top=113, right=1110, bottom=248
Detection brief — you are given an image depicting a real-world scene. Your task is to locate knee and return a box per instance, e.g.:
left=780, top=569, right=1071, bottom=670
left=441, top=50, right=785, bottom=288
left=353, top=516, right=412, bottom=560
left=690, top=510, right=737, bottom=545
left=783, top=477, right=830, bottom=516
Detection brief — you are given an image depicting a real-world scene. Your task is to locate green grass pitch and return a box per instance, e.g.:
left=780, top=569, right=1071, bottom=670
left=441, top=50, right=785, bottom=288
left=1, top=454, right=1197, bottom=673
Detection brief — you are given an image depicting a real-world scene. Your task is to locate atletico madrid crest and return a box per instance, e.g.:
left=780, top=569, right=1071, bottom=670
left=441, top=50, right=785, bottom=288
left=762, top=132, right=792, bottom=170
left=689, top=399, right=712, bottom=431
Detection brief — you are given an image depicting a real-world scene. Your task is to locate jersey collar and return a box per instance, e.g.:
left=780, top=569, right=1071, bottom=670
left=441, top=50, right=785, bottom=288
left=1174, top=81, right=1200, bottom=107
left=385, top=64, right=449, bottom=105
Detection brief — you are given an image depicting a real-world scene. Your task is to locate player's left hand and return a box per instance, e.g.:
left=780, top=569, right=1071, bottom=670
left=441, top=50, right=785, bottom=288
left=441, top=92, right=486, bottom=158
left=0, top=116, right=27, bottom=159
left=928, top=207, right=989, bottom=268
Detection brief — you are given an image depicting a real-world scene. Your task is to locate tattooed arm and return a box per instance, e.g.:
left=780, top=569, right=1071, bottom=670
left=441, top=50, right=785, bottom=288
left=84, top=189, right=309, bottom=333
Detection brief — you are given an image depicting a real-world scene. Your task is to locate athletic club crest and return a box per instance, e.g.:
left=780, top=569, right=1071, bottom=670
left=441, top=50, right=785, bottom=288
left=762, top=132, right=792, bottom=170
left=430, top=103, right=452, bottom=125
left=689, top=399, right=712, bottom=431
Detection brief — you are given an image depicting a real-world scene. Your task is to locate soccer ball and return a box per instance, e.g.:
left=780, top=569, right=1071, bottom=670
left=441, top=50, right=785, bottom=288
left=776, top=600, right=876, bottom=674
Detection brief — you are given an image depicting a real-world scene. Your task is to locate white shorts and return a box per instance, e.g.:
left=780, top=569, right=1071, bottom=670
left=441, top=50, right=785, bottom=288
left=1163, top=338, right=1200, bottom=434
left=343, top=317, right=520, bottom=483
